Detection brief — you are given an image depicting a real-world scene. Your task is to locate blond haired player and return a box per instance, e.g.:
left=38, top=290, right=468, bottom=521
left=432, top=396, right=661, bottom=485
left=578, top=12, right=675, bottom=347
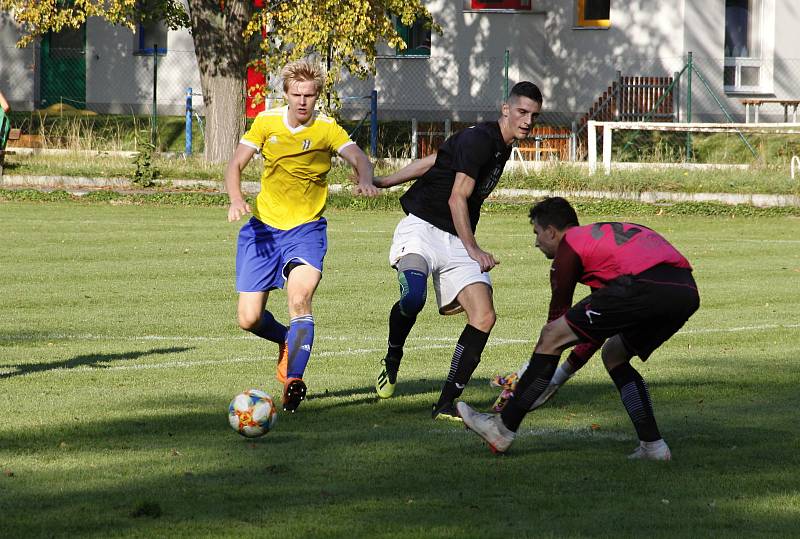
left=225, top=58, right=378, bottom=413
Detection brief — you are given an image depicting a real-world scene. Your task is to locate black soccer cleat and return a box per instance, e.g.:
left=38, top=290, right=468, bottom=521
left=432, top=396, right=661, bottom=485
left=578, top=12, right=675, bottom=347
left=375, top=355, right=400, bottom=399
left=282, top=378, right=307, bottom=413
left=431, top=401, right=463, bottom=423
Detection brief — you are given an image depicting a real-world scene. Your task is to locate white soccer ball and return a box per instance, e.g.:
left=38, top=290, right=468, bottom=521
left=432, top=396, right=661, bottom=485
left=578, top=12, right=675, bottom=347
left=228, top=389, right=278, bottom=438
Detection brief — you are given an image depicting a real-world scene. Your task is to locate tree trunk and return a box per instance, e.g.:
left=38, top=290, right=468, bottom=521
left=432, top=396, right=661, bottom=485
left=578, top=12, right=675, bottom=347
left=187, top=0, right=253, bottom=163
left=201, top=74, right=246, bottom=163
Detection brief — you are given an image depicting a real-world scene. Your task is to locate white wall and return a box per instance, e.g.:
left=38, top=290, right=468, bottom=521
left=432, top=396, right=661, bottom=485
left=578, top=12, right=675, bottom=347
left=0, top=12, right=37, bottom=110
left=86, top=17, right=203, bottom=115
left=3, top=1, right=800, bottom=123
left=353, top=0, right=691, bottom=123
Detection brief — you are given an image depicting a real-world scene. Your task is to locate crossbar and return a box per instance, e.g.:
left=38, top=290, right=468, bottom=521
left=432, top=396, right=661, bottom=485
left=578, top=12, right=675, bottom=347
left=588, top=120, right=800, bottom=174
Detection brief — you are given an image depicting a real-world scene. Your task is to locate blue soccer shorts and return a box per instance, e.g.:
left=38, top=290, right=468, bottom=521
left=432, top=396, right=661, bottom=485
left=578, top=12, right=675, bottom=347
left=235, top=216, right=328, bottom=292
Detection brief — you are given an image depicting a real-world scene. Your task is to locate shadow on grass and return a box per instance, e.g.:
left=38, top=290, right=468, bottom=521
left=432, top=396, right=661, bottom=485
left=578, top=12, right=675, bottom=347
left=308, top=378, right=443, bottom=401
left=0, top=346, right=192, bottom=379
left=2, top=379, right=799, bottom=537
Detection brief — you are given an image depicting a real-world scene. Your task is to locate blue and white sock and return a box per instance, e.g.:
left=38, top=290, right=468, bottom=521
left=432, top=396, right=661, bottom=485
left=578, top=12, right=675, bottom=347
left=286, top=314, right=314, bottom=379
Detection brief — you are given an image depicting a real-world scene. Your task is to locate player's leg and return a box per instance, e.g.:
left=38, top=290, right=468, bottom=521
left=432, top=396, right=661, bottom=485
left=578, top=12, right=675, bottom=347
left=237, top=291, right=287, bottom=341
left=378, top=215, right=437, bottom=398
left=602, top=335, right=670, bottom=461
left=459, top=316, right=580, bottom=453
left=432, top=282, right=495, bottom=420
left=376, top=253, right=429, bottom=398
left=530, top=341, right=599, bottom=410
left=285, top=262, right=321, bottom=377
left=235, top=217, right=288, bottom=382
left=281, top=262, right=321, bottom=412
left=607, top=267, right=699, bottom=459
left=500, top=317, right=579, bottom=424
left=277, top=218, right=328, bottom=412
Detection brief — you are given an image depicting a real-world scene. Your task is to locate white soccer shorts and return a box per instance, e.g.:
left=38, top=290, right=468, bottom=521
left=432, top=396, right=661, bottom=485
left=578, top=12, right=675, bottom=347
left=388, top=213, right=492, bottom=315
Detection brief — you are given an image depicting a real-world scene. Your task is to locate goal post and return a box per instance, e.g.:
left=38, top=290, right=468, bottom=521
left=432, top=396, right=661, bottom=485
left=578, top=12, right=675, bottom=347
left=587, top=120, right=800, bottom=174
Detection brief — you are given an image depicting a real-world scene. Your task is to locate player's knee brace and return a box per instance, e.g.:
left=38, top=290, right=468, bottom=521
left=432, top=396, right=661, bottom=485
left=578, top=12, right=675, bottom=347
left=398, top=269, right=427, bottom=317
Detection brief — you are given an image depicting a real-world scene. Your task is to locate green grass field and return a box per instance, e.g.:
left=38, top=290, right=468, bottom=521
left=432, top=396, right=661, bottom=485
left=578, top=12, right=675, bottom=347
left=1, top=201, right=799, bottom=537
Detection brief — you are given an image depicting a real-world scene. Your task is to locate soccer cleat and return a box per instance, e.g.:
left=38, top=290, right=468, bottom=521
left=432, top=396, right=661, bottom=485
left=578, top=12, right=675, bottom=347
left=375, top=356, right=399, bottom=399
left=457, top=401, right=515, bottom=454
left=431, top=401, right=463, bottom=422
left=282, top=378, right=307, bottom=413
left=489, top=372, right=518, bottom=412
left=276, top=341, right=288, bottom=384
left=490, top=388, right=514, bottom=413
left=627, top=440, right=672, bottom=461
left=489, top=372, right=518, bottom=389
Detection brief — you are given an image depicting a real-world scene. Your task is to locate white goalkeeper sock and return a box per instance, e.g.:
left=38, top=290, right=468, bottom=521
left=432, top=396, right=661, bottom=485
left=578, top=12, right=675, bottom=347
left=550, top=362, right=575, bottom=386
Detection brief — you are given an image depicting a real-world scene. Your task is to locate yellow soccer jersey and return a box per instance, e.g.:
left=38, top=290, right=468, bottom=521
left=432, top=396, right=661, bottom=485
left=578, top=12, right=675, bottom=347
left=240, top=106, right=355, bottom=230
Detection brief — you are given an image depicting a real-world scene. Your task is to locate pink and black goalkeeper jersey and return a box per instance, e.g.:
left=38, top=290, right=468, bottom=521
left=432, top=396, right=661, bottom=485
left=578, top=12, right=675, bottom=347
left=546, top=222, right=692, bottom=321
left=565, top=222, right=691, bottom=288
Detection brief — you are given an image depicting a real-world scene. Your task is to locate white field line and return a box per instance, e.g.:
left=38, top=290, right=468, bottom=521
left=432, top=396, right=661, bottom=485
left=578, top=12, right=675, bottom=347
left=678, top=323, right=800, bottom=334
left=3, top=334, right=522, bottom=343
left=734, top=239, right=800, bottom=244
left=6, top=322, right=798, bottom=344
left=1, top=323, right=796, bottom=377
left=0, top=341, right=519, bottom=376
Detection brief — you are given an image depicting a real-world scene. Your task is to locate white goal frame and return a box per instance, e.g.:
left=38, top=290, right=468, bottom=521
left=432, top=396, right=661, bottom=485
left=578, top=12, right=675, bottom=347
left=587, top=120, right=800, bottom=175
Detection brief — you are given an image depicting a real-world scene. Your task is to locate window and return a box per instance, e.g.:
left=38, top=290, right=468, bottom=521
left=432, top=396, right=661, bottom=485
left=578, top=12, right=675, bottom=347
left=725, top=0, right=759, bottom=57
left=395, top=18, right=431, bottom=57
left=49, top=25, right=84, bottom=59
left=468, top=0, right=532, bottom=10
left=723, top=0, right=773, bottom=93
left=576, top=0, right=610, bottom=28
left=135, top=20, right=168, bottom=55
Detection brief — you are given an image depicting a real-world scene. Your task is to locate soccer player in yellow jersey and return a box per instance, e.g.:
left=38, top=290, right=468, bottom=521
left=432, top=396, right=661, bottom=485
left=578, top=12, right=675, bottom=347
left=225, top=58, right=378, bottom=412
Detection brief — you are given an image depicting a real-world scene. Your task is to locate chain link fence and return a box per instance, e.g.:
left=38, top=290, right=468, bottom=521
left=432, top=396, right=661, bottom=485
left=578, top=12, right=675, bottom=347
left=1, top=45, right=202, bottom=115
left=2, top=42, right=800, bottom=161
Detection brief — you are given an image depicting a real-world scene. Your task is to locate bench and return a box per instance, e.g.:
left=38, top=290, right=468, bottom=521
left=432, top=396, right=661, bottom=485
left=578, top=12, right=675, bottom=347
left=741, top=98, right=800, bottom=123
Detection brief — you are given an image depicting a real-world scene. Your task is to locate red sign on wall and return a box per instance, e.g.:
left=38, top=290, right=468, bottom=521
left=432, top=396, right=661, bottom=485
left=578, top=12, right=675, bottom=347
left=470, top=0, right=531, bottom=9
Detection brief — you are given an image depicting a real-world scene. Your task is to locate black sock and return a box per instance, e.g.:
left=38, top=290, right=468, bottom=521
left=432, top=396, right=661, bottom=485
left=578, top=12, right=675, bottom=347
left=436, top=324, right=490, bottom=407
left=501, top=352, right=559, bottom=432
left=386, top=301, right=415, bottom=367
left=608, top=362, right=661, bottom=442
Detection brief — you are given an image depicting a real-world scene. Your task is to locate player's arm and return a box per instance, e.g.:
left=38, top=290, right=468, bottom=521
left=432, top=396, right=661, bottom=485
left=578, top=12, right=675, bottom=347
left=449, top=172, right=498, bottom=273
left=547, top=240, right=582, bottom=321
left=224, top=143, right=257, bottom=222
left=373, top=152, right=437, bottom=188
left=0, top=91, right=9, bottom=113
left=339, top=144, right=378, bottom=197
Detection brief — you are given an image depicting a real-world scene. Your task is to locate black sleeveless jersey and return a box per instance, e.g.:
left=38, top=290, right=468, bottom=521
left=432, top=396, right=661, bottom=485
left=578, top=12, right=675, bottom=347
left=399, top=121, right=511, bottom=235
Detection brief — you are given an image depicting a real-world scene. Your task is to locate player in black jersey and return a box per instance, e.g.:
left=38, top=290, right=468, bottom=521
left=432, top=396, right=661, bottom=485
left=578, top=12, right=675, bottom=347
left=372, top=82, right=543, bottom=420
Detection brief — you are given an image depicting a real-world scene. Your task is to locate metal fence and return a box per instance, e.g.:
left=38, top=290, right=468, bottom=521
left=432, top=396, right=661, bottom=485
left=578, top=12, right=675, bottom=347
left=1, top=45, right=203, bottom=116
left=2, top=44, right=800, bottom=159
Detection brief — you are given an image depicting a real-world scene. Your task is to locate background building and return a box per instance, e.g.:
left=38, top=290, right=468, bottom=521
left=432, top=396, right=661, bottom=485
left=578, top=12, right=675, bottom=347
left=1, top=1, right=798, bottom=124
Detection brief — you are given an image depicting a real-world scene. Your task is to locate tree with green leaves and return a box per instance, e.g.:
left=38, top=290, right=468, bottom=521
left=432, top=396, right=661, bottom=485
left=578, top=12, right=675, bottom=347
left=1, top=0, right=435, bottom=162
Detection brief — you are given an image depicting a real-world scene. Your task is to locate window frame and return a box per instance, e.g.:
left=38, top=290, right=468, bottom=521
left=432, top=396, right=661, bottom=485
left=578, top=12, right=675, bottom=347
left=576, top=0, right=611, bottom=29
left=394, top=17, right=432, bottom=57
left=723, top=0, right=775, bottom=94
